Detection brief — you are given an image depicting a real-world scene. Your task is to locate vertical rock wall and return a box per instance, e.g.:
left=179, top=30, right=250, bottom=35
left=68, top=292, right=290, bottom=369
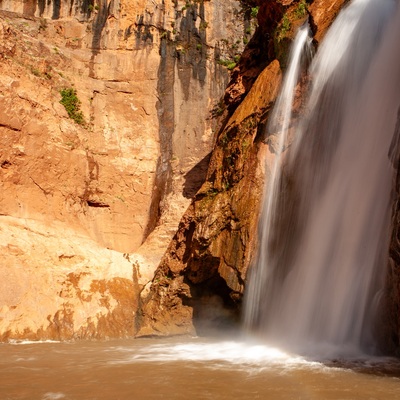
left=0, top=0, right=250, bottom=339
left=0, top=0, right=249, bottom=253
left=138, top=0, right=352, bottom=337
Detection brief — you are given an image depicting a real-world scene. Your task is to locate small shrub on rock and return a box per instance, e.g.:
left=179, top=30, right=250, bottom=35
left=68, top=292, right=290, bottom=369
left=59, top=88, right=85, bottom=125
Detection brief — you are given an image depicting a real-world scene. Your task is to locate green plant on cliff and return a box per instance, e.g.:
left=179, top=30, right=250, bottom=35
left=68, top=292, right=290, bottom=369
left=250, top=6, right=259, bottom=19
left=294, top=0, right=308, bottom=18
left=30, top=66, right=41, bottom=77
left=218, top=58, right=236, bottom=71
left=199, top=20, right=209, bottom=30
left=212, top=99, right=225, bottom=117
left=59, top=88, right=85, bottom=125
left=275, top=13, right=291, bottom=43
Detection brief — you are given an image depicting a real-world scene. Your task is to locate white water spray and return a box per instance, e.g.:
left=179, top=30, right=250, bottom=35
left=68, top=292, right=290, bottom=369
left=244, top=23, right=313, bottom=328
left=244, top=0, right=400, bottom=357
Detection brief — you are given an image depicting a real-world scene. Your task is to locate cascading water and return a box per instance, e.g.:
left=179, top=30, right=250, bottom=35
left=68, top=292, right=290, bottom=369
left=244, top=0, right=400, bottom=357
left=243, top=22, right=313, bottom=329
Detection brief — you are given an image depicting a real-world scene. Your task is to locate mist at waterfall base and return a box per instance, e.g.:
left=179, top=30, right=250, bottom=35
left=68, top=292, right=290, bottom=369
left=244, top=0, right=400, bottom=358
left=2, top=337, right=400, bottom=400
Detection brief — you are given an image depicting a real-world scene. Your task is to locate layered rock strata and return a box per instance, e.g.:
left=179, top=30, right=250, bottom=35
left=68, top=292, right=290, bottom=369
left=0, top=0, right=250, bottom=340
left=138, top=0, right=350, bottom=337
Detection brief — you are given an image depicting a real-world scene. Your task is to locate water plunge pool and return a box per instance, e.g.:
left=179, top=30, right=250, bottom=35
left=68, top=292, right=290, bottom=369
left=1, top=337, right=400, bottom=400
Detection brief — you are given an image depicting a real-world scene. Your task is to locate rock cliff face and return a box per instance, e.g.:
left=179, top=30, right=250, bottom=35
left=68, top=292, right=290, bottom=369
left=137, top=61, right=282, bottom=336
left=137, top=0, right=352, bottom=337
left=4, top=0, right=399, bottom=352
left=0, top=0, right=251, bottom=340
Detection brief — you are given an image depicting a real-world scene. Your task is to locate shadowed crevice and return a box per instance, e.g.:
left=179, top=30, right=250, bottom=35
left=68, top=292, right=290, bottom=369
left=183, top=152, right=212, bottom=199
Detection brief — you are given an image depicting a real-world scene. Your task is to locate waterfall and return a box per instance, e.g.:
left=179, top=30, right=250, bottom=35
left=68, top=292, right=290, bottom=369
left=244, top=0, right=400, bottom=357
left=243, top=22, right=313, bottom=329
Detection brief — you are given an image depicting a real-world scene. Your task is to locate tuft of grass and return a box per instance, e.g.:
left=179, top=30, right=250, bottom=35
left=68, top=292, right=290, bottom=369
left=250, top=6, right=259, bottom=19
left=199, top=20, right=208, bottom=30
left=218, top=58, right=236, bottom=70
left=294, top=0, right=308, bottom=18
left=30, top=66, right=41, bottom=77
left=276, top=13, right=291, bottom=42
left=59, top=88, right=85, bottom=125
left=282, top=14, right=291, bottom=33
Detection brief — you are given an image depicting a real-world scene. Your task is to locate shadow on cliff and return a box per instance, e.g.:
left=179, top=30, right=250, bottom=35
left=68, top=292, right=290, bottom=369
left=183, top=152, right=212, bottom=199
left=88, top=0, right=110, bottom=78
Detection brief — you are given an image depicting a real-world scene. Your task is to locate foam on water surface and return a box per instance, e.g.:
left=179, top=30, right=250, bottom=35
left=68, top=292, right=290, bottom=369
left=104, top=338, right=347, bottom=374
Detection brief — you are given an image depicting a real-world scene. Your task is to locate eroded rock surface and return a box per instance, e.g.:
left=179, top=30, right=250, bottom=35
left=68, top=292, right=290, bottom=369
left=138, top=60, right=282, bottom=336
left=0, top=216, right=138, bottom=340
left=138, top=0, right=349, bottom=337
left=0, top=0, right=250, bottom=340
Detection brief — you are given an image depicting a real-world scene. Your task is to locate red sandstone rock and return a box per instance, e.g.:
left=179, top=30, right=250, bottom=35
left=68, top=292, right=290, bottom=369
left=0, top=0, right=248, bottom=341
left=138, top=0, right=351, bottom=337
left=308, top=0, right=349, bottom=44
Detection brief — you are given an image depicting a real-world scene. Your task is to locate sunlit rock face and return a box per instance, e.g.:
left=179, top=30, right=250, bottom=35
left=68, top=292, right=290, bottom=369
left=308, top=0, right=349, bottom=43
left=0, top=0, right=249, bottom=340
left=0, top=217, right=139, bottom=340
left=137, top=61, right=282, bottom=337
left=138, top=0, right=351, bottom=337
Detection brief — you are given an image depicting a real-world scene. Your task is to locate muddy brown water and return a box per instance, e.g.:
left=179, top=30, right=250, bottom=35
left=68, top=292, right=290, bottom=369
left=1, top=337, right=400, bottom=400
